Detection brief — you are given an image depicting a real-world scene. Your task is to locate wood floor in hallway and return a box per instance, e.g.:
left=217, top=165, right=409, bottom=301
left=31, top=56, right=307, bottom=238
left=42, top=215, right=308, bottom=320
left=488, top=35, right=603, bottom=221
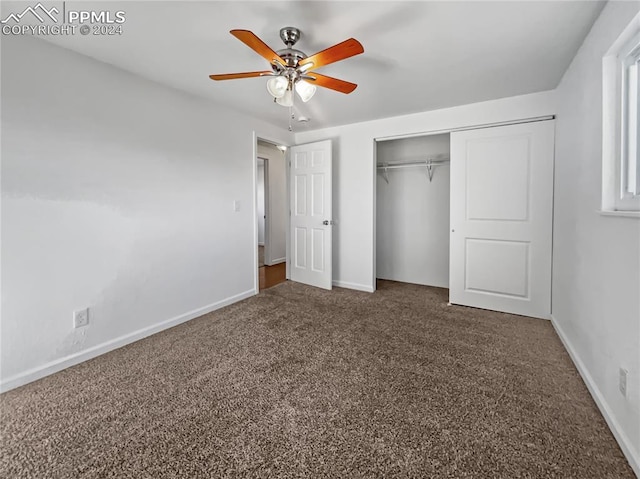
left=259, top=262, right=286, bottom=291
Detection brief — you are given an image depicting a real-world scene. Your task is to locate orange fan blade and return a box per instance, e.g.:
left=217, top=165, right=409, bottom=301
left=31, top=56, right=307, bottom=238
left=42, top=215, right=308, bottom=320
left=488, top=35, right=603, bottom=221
left=209, top=71, right=273, bottom=81
left=298, top=38, right=364, bottom=70
left=305, top=72, right=357, bottom=94
left=230, top=29, right=286, bottom=66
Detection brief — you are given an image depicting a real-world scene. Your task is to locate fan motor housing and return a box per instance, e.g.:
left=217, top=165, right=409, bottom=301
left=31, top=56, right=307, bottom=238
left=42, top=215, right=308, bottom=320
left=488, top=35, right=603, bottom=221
left=276, top=48, right=307, bottom=68
left=275, top=27, right=307, bottom=68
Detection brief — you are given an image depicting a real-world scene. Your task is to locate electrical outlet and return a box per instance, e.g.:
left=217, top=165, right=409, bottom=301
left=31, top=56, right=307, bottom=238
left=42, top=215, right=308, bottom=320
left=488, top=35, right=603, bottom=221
left=73, top=308, right=89, bottom=328
left=619, top=368, right=628, bottom=397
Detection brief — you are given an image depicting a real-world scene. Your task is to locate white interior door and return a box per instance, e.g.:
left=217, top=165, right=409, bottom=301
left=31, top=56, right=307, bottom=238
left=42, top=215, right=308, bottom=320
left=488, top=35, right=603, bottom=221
left=450, top=120, right=554, bottom=319
left=289, top=140, right=333, bottom=290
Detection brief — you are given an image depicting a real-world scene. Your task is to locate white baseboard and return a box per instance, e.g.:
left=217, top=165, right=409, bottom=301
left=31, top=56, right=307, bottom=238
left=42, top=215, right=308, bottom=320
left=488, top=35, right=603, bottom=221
left=551, top=315, right=639, bottom=477
left=332, top=280, right=375, bottom=293
left=0, top=289, right=256, bottom=393
left=266, top=257, right=286, bottom=266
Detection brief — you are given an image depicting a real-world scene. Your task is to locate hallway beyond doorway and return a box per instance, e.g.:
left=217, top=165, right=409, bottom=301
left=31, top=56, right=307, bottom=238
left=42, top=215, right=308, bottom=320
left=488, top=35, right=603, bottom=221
left=259, top=262, right=286, bottom=291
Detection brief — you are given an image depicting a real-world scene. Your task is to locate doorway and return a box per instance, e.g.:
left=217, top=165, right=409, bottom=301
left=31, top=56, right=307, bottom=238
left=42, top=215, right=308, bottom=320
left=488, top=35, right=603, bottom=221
left=252, top=137, right=335, bottom=292
left=256, top=139, right=287, bottom=291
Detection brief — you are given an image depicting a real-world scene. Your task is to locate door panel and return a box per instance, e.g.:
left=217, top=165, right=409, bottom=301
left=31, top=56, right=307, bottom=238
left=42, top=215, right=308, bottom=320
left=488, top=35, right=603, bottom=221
left=290, top=140, right=332, bottom=289
left=294, top=227, right=307, bottom=268
left=464, top=239, right=529, bottom=297
left=312, top=174, right=325, bottom=216
left=465, top=136, right=531, bottom=221
left=450, top=120, right=554, bottom=319
left=312, top=228, right=325, bottom=272
left=295, top=176, right=307, bottom=215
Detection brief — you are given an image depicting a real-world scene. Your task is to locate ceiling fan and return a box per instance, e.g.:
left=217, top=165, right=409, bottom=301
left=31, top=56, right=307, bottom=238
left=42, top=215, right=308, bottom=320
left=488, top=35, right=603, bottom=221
left=209, top=27, right=364, bottom=107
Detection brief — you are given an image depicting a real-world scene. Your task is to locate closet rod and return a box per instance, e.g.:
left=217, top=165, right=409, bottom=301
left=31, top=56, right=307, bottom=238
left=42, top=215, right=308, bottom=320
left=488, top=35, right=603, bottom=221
left=377, top=158, right=449, bottom=183
left=376, top=159, right=449, bottom=169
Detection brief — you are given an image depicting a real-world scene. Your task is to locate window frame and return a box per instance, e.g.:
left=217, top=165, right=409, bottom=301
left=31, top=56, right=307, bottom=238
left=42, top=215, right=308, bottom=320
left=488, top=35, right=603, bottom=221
left=620, top=33, right=640, bottom=201
left=602, top=13, right=640, bottom=215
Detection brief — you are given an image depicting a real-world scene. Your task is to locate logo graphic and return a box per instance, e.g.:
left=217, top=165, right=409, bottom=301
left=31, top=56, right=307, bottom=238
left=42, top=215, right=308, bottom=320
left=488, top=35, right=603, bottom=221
left=1, top=3, right=59, bottom=23
left=1, top=2, right=125, bottom=36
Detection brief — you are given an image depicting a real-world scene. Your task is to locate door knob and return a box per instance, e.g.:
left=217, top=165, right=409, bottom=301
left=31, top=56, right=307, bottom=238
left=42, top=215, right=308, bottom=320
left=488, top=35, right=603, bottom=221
left=323, top=220, right=334, bottom=225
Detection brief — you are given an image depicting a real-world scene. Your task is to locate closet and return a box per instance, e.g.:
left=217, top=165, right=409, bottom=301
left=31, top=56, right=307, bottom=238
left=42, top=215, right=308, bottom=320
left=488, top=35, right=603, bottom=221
left=375, top=120, right=555, bottom=320
left=376, top=134, right=450, bottom=289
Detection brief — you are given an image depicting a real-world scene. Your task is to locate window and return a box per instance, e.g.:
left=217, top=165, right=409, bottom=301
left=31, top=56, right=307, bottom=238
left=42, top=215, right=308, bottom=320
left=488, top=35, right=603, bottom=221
left=602, top=13, right=640, bottom=214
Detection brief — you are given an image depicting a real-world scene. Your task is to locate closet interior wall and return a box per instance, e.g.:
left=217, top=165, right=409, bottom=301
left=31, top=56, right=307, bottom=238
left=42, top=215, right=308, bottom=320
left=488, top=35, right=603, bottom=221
left=376, top=134, right=451, bottom=288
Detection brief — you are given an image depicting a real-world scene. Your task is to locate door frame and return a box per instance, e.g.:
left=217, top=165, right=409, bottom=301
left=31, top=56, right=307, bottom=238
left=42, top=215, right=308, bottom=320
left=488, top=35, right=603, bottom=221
left=371, top=115, right=555, bottom=294
left=253, top=132, right=290, bottom=294
left=257, top=156, right=268, bottom=260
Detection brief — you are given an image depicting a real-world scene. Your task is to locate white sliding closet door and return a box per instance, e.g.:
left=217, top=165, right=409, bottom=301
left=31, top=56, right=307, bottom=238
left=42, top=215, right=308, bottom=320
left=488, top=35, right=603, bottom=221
left=449, top=120, right=554, bottom=319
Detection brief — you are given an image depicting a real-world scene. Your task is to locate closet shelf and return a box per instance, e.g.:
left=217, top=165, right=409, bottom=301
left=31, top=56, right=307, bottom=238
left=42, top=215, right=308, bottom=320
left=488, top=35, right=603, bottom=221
left=377, top=158, right=450, bottom=183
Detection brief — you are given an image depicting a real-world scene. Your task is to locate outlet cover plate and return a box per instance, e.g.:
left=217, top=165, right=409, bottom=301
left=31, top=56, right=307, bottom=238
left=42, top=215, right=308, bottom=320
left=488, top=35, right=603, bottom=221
left=73, top=308, right=89, bottom=328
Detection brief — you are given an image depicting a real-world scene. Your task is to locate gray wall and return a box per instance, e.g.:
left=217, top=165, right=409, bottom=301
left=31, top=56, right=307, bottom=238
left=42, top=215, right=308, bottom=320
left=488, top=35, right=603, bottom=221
left=552, top=2, right=640, bottom=473
left=0, top=35, right=291, bottom=390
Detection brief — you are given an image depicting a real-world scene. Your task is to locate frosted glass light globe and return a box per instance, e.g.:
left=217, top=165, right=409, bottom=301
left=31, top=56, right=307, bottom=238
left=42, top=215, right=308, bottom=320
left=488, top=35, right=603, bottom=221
left=295, top=80, right=316, bottom=102
left=266, top=76, right=288, bottom=99
left=276, top=89, right=294, bottom=107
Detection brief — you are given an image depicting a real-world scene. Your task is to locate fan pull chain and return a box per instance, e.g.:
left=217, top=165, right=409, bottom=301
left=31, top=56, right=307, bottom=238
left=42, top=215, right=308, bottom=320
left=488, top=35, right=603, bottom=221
left=288, top=106, right=294, bottom=132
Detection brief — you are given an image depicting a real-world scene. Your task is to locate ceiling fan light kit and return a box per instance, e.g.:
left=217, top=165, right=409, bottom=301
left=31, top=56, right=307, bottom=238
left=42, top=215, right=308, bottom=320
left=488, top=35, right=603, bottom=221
left=276, top=89, right=294, bottom=107
left=295, top=80, right=316, bottom=103
left=209, top=26, right=363, bottom=128
left=266, top=75, right=288, bottom=99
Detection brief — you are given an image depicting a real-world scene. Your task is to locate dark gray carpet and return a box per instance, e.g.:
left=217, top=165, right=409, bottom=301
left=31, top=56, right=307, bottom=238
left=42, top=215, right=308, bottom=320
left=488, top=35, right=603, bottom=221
left=0, top=280, right=634, bottom=478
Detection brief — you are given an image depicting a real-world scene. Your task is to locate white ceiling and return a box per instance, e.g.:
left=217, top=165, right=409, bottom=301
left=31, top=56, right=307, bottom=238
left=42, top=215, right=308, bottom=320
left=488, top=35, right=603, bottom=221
left=7, top=1, right=605, bottom=130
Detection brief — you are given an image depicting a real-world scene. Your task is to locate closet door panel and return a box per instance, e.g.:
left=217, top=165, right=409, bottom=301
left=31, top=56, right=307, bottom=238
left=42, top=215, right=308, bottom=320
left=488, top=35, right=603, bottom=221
left=450, top=120, right=554, bottom=319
